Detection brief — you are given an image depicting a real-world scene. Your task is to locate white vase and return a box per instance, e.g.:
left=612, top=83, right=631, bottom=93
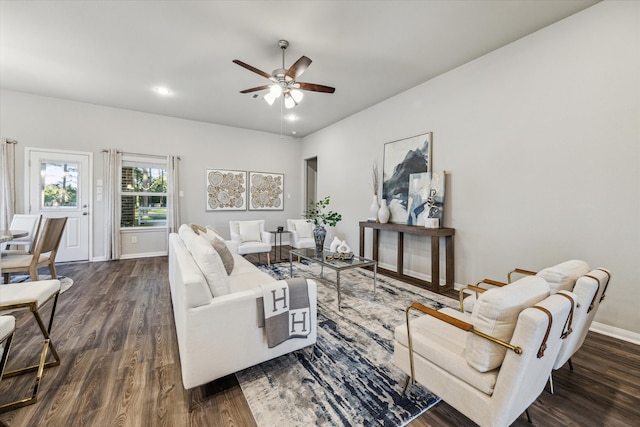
left=378, top=199, right=390, bottom=224
left=369, top=195, right=380, bottom=221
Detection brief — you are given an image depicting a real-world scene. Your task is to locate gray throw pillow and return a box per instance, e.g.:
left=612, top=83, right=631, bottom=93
left=211, top=236, right=235, bottom=275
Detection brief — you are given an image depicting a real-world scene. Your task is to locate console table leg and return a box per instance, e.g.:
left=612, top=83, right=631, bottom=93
left=431, top=236, right=440, bottom=292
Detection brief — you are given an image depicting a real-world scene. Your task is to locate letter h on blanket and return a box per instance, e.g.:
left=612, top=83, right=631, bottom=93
left=258, top=278, right=312, bottom=348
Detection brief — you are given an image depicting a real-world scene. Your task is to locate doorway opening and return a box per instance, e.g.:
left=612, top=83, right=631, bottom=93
left=305, top=157, right=317, bottom=210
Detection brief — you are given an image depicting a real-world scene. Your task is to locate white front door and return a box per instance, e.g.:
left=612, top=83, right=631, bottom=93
left=27, top=148, right=92, bottom=262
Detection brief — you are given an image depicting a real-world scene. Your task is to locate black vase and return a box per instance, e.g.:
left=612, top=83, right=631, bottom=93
left=313, top=225, right=326, bottom=254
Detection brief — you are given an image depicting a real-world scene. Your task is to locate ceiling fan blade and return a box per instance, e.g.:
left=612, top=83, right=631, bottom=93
left=297, top=82, right=336, bottom=93
left=239, top=85, right=271, bottom=94
left=233, top=60, right=272, bottom=79
left=285, top=56, right=312, bottom=80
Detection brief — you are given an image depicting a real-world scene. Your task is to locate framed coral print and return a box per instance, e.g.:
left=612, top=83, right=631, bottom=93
left=206, top=169, right=247, bottom=211
left=382, top=132, right=432, bottom=223
left=249, top=172, right=284, bottom=210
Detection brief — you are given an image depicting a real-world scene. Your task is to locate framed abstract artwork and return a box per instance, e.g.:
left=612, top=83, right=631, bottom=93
left=382, top=132, right=432, bottom=223
left=249, top=171, right=284, bottom=210
left=206, top=169, right=247, bottom=211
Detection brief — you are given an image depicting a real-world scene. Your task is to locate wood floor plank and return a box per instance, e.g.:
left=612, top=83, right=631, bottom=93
left=1, top=253, right=638, bottom=427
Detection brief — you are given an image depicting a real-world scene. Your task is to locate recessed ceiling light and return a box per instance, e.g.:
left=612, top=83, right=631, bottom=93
left=291, top=131, right=297, bottom=135
left=153, top=86, right=172, bottom=96
left=285, top=114, right=298, bottom=121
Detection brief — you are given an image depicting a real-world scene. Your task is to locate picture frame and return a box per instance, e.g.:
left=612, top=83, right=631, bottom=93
left=382, top=132, right=432, bottom=223
left=249, top=171, right=284, bottom=210
left=205, top=169, right=247, bottom=211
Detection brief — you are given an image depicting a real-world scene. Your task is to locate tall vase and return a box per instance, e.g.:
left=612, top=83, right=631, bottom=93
left=313, top=225, right=327, bottom=254
left=369, top=195, right=380, bottom=221
left=378, top=198, right=390, bottom=224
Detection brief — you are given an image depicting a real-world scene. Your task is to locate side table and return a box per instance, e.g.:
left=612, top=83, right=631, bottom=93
left=268, top=230, right=291, bottom=262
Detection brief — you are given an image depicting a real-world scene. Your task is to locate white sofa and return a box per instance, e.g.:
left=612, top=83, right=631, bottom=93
left=168, top=224, right=317, bottom=396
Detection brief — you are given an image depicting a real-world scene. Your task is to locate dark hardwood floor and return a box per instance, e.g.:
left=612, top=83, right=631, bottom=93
left=1, top=251, right=638, bottom=426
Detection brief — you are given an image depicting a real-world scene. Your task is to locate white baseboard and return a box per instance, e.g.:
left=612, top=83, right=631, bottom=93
left=119, top=251, right=167, bottom=260
left=91, top=256, right=108, bottom=262
left=589, top=321, right=640, bottom=345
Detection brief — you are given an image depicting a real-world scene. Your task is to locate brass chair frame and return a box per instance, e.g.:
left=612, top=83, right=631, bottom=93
left=0, top=315, right=51, bottom=413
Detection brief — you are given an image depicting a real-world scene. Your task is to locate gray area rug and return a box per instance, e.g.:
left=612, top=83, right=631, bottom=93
left=238, top=261, right=457, bottom=426
left=9, top=274, right=74, bottom=294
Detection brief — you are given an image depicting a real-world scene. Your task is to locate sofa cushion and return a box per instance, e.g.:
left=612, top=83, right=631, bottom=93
left=466, top=275, right=549, bottom=372
left=238, top=221, right=262, bottom=242
left=536, top=259, right=590, bottom=293
left=179, top=223, right=198, bottom=248
left=186, top=235, right=231, bottom=297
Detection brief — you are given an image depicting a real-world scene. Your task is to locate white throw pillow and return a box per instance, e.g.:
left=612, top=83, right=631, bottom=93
left=187, top=235, right=231, bottom=297
left=536, top=259, right=590, bottom=294
left=238, top=221, right=262, bottom=242
left=295, top=221, right=314, bottom=238
left=178, top=224, right=198, bottom=248
left=466, top=275, right=550, bottom=372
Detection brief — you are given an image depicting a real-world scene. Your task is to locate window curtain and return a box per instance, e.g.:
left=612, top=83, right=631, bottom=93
left=0, top=138, right=17, bottom=230
left=103, top=149, right=122, bottom=260
left=167, top=155, right=181, bottom=234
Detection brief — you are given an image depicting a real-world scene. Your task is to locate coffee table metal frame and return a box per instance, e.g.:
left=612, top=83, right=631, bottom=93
left=289, top=248, right=377, bottom=310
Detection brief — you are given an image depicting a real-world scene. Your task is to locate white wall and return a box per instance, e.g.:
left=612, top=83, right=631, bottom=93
left=301, top=1, right=640, bottom=336
left=0, top=90, right=305, bottom=259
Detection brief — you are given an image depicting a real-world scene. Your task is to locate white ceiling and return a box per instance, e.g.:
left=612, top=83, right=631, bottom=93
left=0, top=0, right=599, bottom=138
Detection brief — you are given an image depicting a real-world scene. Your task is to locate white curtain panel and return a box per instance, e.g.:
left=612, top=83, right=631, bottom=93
left=103, top=149, right=122, bottom=260
left=167, top=155, right=181, bottom=234
left=0, top=139, right=16, bottom=230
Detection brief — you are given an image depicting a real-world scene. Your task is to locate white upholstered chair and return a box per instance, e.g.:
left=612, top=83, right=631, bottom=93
left=229, top=220, right=272, bottom=265
left=394, top=276, right=574, bottom=427
left=286, top=219, right=315, bottom=250
left=549, top=267, right=611, bottom=393
left=1, top=214, right=42, bottom=253
left=459, top=260, right=590, bottom=313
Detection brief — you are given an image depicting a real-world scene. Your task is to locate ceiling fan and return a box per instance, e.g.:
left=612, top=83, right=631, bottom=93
left=233, top=40, right=335, bottom=109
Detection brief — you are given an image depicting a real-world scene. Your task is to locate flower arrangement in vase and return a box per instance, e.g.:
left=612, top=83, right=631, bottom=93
left=305, top=196, right=342, bottom=253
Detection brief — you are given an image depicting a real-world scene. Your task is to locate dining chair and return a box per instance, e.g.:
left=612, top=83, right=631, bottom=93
left=1, top=214, right=42, bottom=254
left=0, top=280, right=60, bottom=413
left=1, top=217, right=68, bottom=284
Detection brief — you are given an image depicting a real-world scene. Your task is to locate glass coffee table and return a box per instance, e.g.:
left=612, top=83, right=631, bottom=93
left=290, top=248, right=377, bottom=310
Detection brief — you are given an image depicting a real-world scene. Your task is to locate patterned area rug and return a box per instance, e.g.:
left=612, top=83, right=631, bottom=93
left=237, top=261, right=457, bottom=427
left=9, top=274, right=74, bottom=294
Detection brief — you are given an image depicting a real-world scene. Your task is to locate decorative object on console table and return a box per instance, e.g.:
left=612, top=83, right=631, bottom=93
left=382, top=132, right=432, bottom=224
left=407, top=170, right=445, bottom=226
left=369, top=162, right=380, bottom=221
left=249, top=171, right=284, bottom=210
left=206, top=169, right=247, bottom=211
left=304, top=196, right=342, bottom=254
left=426, top=170, right=445, bottom=226
left=377, top=198, right=390, bottom=224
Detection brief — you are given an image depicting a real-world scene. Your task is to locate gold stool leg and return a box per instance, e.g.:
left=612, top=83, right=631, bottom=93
left=0, top=339, right=50, bottom=413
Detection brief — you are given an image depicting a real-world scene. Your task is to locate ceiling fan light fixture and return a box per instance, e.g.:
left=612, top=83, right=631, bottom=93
left=290, top=89, right=303, bottom=104
left=264, top=92, right=277, bottom=106
left=284, top=94, right=296, bottom=109
left=269, top=84, right=283, bottom=97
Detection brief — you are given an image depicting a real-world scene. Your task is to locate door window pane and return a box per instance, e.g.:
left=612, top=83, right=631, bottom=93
left=41, top=161, right=79, bottom=208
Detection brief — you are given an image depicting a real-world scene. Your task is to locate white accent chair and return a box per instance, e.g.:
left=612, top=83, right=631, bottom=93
left=286, top=219, right=315, bottom=250
left=549, top=267, right=611, bottom=393
left=394, top=276, right=574, bottom=427
left=229, top=220, right=272, bottom=266
left=459, top=260, right=590, bottom=313
left=1, top=214, right=42, bottom=253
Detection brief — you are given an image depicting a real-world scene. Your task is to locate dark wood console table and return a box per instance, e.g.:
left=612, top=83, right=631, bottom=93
left=358, top=221, right=454, bottom=293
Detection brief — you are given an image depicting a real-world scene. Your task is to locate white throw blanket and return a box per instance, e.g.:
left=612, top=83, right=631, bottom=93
left=258, top=278, right=311, bottom=348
